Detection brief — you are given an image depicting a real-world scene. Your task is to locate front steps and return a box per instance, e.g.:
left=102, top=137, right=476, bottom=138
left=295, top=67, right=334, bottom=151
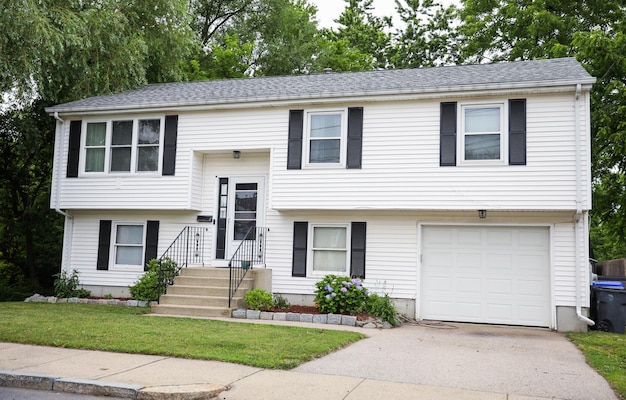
left=151, top=267, right=252, bottom=318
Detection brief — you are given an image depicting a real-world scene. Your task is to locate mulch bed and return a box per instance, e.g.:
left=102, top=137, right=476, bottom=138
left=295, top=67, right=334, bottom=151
left=267, top=305, right=374, bottom=321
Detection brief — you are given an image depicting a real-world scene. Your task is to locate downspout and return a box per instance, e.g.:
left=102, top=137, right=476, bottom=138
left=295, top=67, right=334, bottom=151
left=53, top=112, right=73, bottom=273
left=574, top=84, right=595, bottom=326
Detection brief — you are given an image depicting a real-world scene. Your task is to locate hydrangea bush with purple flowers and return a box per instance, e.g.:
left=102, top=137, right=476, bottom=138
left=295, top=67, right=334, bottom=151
left=314, top=275, right=371, bottom=315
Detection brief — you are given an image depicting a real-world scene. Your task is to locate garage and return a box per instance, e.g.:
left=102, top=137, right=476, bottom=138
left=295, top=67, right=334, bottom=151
left=420, top=225, right=551, bottom=327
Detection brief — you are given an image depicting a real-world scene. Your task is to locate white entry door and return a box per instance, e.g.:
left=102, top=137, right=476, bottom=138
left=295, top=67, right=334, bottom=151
left=421, top=225, right=551, bottom=327
left=226, top=176, right=265, bottom=259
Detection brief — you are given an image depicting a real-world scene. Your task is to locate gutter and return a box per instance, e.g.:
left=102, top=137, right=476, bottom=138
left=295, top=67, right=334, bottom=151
left=52, top=112, right=73, bottom=273
left=573, top=84, right=595, bottom=326
left=52, top=113, right=72, bottom=219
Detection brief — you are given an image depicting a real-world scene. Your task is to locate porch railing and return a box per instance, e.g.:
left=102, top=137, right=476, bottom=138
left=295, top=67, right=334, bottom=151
left=156, top=226, right=209, bottom=302
left=228, top=226, right=269, bottom=307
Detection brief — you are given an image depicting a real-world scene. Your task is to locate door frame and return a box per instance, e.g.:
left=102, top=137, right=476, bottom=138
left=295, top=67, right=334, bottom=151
left=213, top=175, right=266, bottom=264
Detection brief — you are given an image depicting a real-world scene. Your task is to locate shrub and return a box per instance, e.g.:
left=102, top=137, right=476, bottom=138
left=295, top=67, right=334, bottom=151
left=0, top=260, right=37, bottom=301
left=314, top=275, right=370, bottom=315
left=53, top=270, right=91, bottom=298
left=245, top=289, right=274, bottom=311
left=273, top=293, right=291, bottom=309
left=367, top=293, right=400, bottom=326
left=129, top=258, right=178, bottom=301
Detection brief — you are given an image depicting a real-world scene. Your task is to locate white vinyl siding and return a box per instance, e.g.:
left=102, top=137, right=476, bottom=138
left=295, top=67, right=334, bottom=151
left=271, top=93, right=591, bottom=211
left=52, top=92, right=591, bottom=212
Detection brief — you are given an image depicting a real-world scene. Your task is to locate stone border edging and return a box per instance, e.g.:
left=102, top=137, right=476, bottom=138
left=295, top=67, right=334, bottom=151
left=24, top=294, right=154, bottom=307
left=232, top=309, right=394, bottom=329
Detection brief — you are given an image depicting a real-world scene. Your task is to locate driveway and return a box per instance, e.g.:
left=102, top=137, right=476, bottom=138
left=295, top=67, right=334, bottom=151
left=294, top=321, right=618, bottom=400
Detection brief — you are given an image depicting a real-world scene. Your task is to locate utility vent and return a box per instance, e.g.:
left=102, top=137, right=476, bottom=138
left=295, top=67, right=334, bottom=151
left=323, top=68, right=332, bottom=74
left=197, top=215, right=213, bottom=223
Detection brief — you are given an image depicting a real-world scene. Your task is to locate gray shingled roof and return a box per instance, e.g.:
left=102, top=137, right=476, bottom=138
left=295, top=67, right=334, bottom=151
left=47, top=58, right=595, bottom=114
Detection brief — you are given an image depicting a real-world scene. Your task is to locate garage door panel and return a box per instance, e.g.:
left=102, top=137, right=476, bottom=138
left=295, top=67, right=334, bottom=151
left=422, top=226, right=551, bottom=327
left=486, top=279, right=512, bottom=295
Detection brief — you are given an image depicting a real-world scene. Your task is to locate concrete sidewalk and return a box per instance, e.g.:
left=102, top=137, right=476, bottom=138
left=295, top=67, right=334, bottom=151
left=0, top=320, right=619, bottom=400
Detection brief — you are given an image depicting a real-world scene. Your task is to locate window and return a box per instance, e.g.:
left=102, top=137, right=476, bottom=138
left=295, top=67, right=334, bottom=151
left=440, top=100, right=526, bottom=167
left=113, top=223, right=145, bottom=267
left=305, top=111, right=346, bottom=166
left=292, top=221, right=366, bottom=278
left=461, top=105, right=504, bottom=163
left=85, top=122, right=106, bottom=172
left=310, top=224, right=349, bottom=274
left=83, top=118, right=163, bottom=174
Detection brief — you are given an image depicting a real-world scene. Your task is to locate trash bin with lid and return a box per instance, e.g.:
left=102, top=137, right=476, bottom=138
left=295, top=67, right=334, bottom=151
left=590, top=282, right=626, bottom=333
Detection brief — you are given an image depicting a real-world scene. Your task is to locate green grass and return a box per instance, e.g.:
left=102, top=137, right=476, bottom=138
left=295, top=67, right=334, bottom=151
left=568, top=331, right=626, bottom=399
left=0, top=302, right=364, bottom=369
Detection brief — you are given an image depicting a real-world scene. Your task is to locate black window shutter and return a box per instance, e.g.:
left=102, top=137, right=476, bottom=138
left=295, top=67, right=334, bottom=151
left=66, top=120, right=82, bottom=178
left=509, top=99, right=527, bottom=165
left=163, top=115, right=178, bottom=176
left=347, top=107, right=363, bottom=169
left=292, top=221, right=308, bottom=277
left=96, top=220, right=112, bottom=271
left=350, top=222, right=367, bottom=278
left=144, top=221, right=160, bottom=271
left=287, top=110, right=304, bottom=170
left=440, top=102, right=457, bottom=166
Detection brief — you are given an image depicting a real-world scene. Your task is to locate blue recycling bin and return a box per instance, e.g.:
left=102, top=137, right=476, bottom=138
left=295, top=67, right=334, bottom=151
left=590, top=284, right=626, bottom=333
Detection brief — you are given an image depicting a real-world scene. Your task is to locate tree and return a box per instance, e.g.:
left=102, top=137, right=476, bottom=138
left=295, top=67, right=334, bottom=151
left=388, top=0, right=459, bottom=68
left=0, top=0, right=197, bottom=289
left=326, top=0, right=392, bottom=69
left=456, top=0, right=626, bottom=260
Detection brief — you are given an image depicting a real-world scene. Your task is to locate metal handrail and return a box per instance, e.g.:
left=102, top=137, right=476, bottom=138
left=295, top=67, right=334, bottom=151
left=156, top=226, right=209, bottom=302
left=228, top=226, right=269, bottom=307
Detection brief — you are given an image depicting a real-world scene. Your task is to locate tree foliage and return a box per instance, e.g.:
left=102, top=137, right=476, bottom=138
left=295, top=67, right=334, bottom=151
left=456, top=0, right=626, bottom=260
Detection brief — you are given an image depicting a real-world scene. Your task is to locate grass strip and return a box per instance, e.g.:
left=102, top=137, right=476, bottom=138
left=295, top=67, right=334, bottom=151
left=0, top=302, right=364, bottom=369
left=568, top=331, right=626, bottom=399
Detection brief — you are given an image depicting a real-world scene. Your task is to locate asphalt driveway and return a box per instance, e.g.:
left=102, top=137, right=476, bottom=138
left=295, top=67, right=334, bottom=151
left=294, top=321, right=618, bottom=400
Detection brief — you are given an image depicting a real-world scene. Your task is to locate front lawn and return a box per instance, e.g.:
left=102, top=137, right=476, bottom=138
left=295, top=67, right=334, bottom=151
left=568, top=331, right=626, bottom=399
left=0, top=302, right=364, bottom=369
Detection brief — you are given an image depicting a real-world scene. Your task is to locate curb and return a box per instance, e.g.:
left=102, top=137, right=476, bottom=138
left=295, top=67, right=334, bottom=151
left=0, top=370, right=227, bottom=399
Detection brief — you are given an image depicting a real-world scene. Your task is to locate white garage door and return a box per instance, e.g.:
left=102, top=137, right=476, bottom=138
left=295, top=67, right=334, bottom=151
left=421, top=226, right=551, bottom=327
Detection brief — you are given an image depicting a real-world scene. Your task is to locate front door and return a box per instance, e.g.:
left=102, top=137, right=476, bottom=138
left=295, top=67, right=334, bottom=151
left=217, top=176, right=265, bottom=260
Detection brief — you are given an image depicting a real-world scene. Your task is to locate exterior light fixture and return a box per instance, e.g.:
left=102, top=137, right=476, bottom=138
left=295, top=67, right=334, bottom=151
left=478, top=210, right=487, bottom=219
left=233, top=150, right=241, bottom=159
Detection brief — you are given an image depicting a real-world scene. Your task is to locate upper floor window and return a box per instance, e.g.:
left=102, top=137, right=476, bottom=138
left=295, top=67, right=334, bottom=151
left=83, top=118, right=163, bottom=174
left=307, top=112, right=344, bottom=165
left=440, top=99, right=526, bottom=167
left=461, top=105, right=504, bottom=163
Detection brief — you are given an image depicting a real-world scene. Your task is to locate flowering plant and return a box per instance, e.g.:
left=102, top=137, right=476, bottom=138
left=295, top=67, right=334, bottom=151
left=314, top=275, right=370, bottom=314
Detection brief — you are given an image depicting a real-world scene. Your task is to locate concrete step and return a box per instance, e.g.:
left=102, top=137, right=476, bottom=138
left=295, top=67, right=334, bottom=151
left=159, top=294, right=244, bottom=308
left=166, top=285, right=241, bottom=297
left=172, top=276, right=253, bottom=288
left=178, top=267, right=232, bottom=278
left=151, top=304, right=234, bottom=318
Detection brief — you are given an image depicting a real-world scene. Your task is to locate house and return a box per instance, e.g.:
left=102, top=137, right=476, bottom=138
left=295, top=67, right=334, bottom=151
left=46, top=57, right=596, bottom=332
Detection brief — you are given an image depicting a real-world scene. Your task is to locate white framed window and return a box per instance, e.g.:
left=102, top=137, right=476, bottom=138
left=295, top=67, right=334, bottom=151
left=82, top=117, right=164, bottom=174
left=459, top=104, right=506, bottom=165
left=112, top=222, right=145, bottom=269
left=309, top=224, right=350, bottom=276
left=304, top=110, right=346, bottom=167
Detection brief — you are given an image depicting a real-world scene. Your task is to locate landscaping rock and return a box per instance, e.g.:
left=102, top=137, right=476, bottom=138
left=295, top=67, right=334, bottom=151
left=341, top=315, right=357, bottom=326
left=327, top=314, right=342, bottom=325
left=362, top=322, right=377, bottom=329
left=382, top=321, right=394, bottom=329
left=299, top=313, right=313, bottom=323
left=286, top=312, right=300, bottom=322
left=126, top=300, right=139, bottom=307
left=260, top=311, right=274, bottom=320
left=68, top=297, right=79, bottom=303
left=312, top=314, right=328, bottom=324
left=232, top=309, right=246, bottom=319
left=47, top=297, right=58, bottom=303
left=24, top=294, right=47, bottom=303
left=246, top=310, right=261, bottom=319
left=273, top=312, right=287, bottom=321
